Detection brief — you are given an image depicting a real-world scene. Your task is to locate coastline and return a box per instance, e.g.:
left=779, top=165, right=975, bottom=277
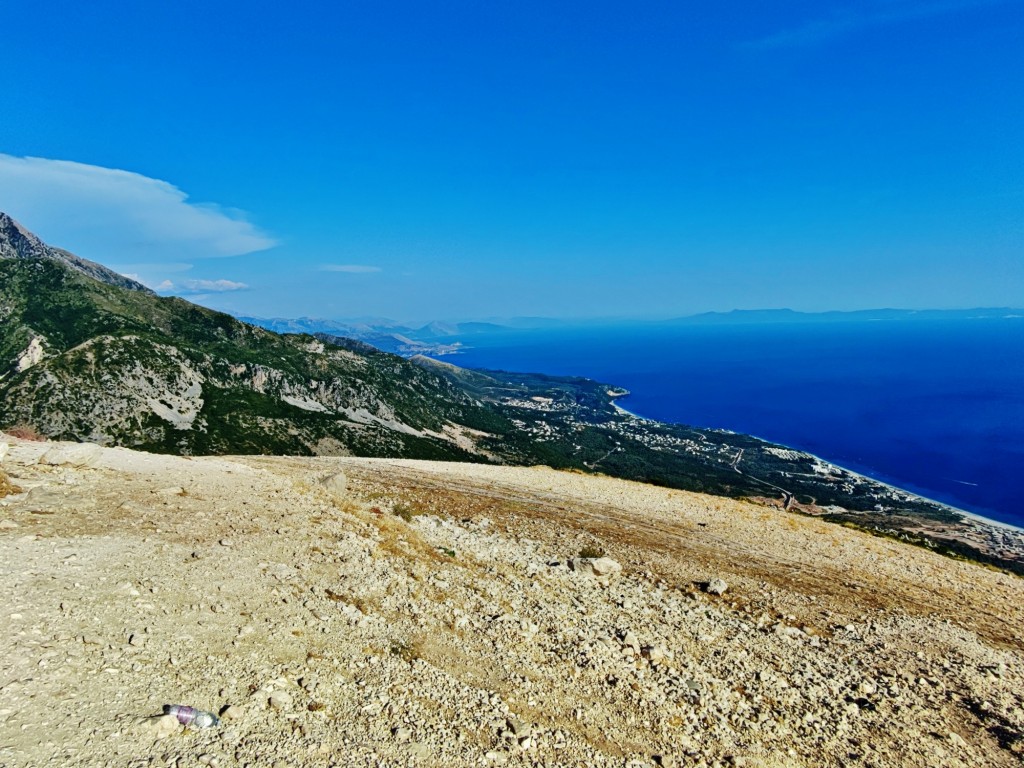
left=808, top=452, right=1024, bottom=534
left=610, top=397, right=1024, bottom=535
left=610, top=399, right=644, bottom=420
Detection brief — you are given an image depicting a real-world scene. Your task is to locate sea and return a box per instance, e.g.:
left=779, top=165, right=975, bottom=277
left=442, top=318, right=1024, bottom=529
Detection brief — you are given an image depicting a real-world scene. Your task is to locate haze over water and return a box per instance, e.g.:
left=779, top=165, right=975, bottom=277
left=445, top=317, right=1024, bottom=528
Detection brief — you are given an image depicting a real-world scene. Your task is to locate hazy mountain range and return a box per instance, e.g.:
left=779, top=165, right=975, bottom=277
left=239, top=307, right=1023, bottom=358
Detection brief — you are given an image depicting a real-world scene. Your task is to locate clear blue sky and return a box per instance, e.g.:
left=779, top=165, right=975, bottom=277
left=1, top=0, right=1021, bottom=321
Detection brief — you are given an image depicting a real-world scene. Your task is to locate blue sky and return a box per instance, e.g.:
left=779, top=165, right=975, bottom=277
left=0, top=0, right=1020, bottom=321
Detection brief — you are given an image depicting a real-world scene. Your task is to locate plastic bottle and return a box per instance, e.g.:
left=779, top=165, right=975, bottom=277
left=163, top=704, right=219, bottom=728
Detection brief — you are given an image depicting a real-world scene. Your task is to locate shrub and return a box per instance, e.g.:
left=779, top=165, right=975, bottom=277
left=390, top=639, right=422, bottom=663
left=578, top=545, right=606, bottom=559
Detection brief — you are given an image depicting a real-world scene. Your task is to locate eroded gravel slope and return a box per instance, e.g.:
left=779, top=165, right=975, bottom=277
left=1, top=440, right=1022, bottom=768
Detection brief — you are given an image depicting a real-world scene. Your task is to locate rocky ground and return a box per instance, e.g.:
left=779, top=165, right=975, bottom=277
left=1, top=436, right=1022, bottom=768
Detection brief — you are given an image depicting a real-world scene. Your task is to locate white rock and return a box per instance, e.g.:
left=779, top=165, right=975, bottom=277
left=38, top=443, right=103, bottom=468
left=569, top=556, right=622, bottom=582
left=706, top=578, right=729, bottom=595
left=322, top=472, right=348, bottom=497
left=591, top=557, right=622, bottom=577
left=948, top=732, right=968, bottom=748
left=507, top=717, right=531, bottom=738
left=148, top=714, right=181, bottom=740
left=642, top=645, right=666, bottom=665
left=269, top=691, right=293, bottom=710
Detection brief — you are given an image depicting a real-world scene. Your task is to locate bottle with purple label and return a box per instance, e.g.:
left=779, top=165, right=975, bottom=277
left=163, top=704, right=219, bottom=728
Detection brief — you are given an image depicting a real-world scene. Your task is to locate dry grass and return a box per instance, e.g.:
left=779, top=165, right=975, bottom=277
left=370, top=512, right=445, bottom=565
left=340, top=460, right=1024, bottom=651
left=0, top=469, right=22, bottom=499
left=4, top=424, right=45, bottom=442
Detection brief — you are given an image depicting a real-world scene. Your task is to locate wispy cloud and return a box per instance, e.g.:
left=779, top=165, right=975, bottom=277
left=321, top=264, right=382, bottom=273
left=181, top=278, right=249, bottom=292
left=744, top=0, right=1006, bottom=50
left=0, top=154, right=278, bottom=262
left=152, top=278, right=250, bottom=294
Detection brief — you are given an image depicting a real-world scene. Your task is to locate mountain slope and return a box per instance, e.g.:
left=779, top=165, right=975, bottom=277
left=0, top=217, right=506, bottom=458
left=2, top=438, right=1022, bottom=767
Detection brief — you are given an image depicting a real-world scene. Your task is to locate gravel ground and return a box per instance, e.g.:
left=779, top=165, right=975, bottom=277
left=1, top=439, right=1022, bottom=767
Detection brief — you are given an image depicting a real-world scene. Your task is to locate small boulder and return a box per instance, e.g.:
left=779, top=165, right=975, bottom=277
left=269, top=691, right=293, bottom=711
left=38, top=443, right=103, bottom=468
left=591, top=557, right=622, bottom=577
left=507, top=717, right=532, bottom=738
left=322, top=472, right=348, bottom=497
left=570, top=556, right=622, bottom=583
left=219, top=705, right=244, bottom=721
left=706, top=578, right=729, bottom=596
left=147, top=714, right=181, bottom=740
left=642, top=645, right=667, bottom=665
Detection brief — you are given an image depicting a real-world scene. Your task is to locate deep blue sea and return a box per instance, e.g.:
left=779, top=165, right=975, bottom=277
left=443, top=319, right=1024, bottom=529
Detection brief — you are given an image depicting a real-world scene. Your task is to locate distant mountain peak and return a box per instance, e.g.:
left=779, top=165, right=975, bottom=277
left=0, top=211, right=152, bottom=292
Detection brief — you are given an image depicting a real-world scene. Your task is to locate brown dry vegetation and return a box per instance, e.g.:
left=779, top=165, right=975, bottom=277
left=0, top=469, right=21, bottom=498
left=339, top=461, right=1024, bottom=651
left=2, top=424, right=45, bottom=441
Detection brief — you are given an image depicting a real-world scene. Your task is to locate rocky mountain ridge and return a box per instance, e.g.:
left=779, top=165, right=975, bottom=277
left=0, top=212, right=150, bottom=292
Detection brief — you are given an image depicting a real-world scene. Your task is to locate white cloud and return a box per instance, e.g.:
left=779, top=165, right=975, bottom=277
left=181, top=278, right=249, bottom=292
left=155, top=278, right=250, bottom=294
left=321, top=264, right=382, bottom=273
left=0, top=154, right=277, bottom=263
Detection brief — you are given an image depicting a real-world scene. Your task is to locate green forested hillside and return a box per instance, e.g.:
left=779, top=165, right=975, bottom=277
left=0, top=222, right=504, bottom=458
